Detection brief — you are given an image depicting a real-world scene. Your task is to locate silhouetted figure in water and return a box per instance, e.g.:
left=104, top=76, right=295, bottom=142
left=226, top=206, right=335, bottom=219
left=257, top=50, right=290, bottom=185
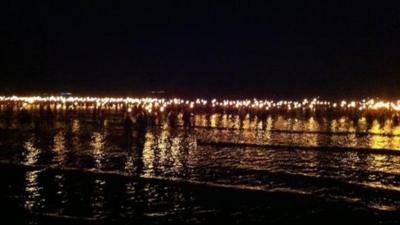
left=65, top=104, right=72, bottom=117
left=239, top=110, right=246, bottom=129
left=366, top=114, right=374, bottom=127
left=17, top=108, right=31, bottom=128
left=39, top=104, right=45, bottom=119
left=168, top=111, right=177, bottom=128
left=2, top=105, right=13, bottom=128
left=378, top=114, right=386, bottom=127
left=183, top=110, right=192, bottom=128
left=148, top=112, right=157, bottom=127
left=206, top=113, right=211, bottom=127
left=45, top=105, right=54, bottom=127
left=259, top=111, right=268, bottom=130
left=92, top=106, right=99, bottom=122
left=351, top=115, right=359, bottom=127
left=136, top=112, right=147, bottom=145
left=393, top=115, right=400, bottom=126
left=94, top=111, right=105, bottom=129
left=304, top=109, right=311, bottom=119
left=124, top=112, right=134, bottom=139
left=33, top=114, right=41, bottom=132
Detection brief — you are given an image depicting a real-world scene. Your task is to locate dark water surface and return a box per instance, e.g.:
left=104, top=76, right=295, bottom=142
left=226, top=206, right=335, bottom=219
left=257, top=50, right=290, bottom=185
left=0, top=114, right=400, bottom=224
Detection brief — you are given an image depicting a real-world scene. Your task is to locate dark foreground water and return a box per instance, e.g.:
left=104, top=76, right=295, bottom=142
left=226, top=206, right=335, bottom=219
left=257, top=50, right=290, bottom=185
left=1, top=115, right=400, bottom=224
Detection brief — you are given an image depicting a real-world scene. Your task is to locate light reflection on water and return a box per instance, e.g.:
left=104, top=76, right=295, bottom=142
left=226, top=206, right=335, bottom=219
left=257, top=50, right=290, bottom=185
left=24, top=170, right=42, bottom=211
left=23, top=137, right=40, bottom=166
left=91, top=132, right=105, bottom=169
left=53, top=130, right=66, bottom=165
left=7, top=114, right=400, bottom=175
left=1, top=113, right=400, bottom=221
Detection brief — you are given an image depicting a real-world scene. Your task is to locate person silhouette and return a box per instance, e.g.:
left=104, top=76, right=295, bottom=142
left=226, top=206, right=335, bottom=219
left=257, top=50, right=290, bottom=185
left=123, top=112, right=134, bottom=140
left=17, top=107, right=31, bottom=129
left=135, top=112, right=147, bottom=146
left=183, top=110, right=192, bottom=128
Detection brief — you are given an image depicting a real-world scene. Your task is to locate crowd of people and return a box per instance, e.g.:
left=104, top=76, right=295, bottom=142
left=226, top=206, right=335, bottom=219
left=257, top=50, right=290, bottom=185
left=1, top=97, right=400, bottom=135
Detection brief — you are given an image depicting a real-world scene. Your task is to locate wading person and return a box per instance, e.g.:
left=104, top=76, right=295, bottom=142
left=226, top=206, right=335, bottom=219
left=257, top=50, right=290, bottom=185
left=183, top=109, right=192, bottom=128
left=17, top=107, right=32, bottom=129
left=123, top=112, right=134, bottom=139
left=135, top=112, right=147, bottom=146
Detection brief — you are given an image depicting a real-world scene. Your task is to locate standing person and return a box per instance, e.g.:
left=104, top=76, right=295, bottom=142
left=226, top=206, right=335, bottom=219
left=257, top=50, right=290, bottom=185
left=2, top=105, right=13, bottom=128
left=183, top=110, right=192, bottom=128
left=168, top=110, right=177, bottom=128
left=135, top=112, right=147, bottom=146
left=17, top=107, right=32, bottom=129
left=45, top=105, right=54, bottom=128
left=123, top=111, right=134, bottom=140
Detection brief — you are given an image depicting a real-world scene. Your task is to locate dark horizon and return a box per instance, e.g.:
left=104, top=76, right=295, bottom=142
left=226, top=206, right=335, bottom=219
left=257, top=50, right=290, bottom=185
left=2, top=1, right=400, bottom=98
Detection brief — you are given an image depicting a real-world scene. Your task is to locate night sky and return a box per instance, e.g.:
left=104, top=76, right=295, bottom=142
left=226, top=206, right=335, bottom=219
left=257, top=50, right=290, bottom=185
left=2, top=1, right=400, bottom=98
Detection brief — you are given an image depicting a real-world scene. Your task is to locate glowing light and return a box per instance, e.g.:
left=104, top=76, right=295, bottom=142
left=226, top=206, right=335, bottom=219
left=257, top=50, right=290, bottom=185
left=0, top=96, right=400, bottom=115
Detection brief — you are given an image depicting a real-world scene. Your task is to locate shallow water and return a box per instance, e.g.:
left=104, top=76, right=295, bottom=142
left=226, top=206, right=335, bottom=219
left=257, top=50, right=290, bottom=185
left=0, top=114, right=400, bottom=224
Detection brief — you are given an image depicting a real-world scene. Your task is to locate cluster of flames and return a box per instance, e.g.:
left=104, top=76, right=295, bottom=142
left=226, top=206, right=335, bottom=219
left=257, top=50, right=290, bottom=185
left=1, top=96, right=400, bottom=113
